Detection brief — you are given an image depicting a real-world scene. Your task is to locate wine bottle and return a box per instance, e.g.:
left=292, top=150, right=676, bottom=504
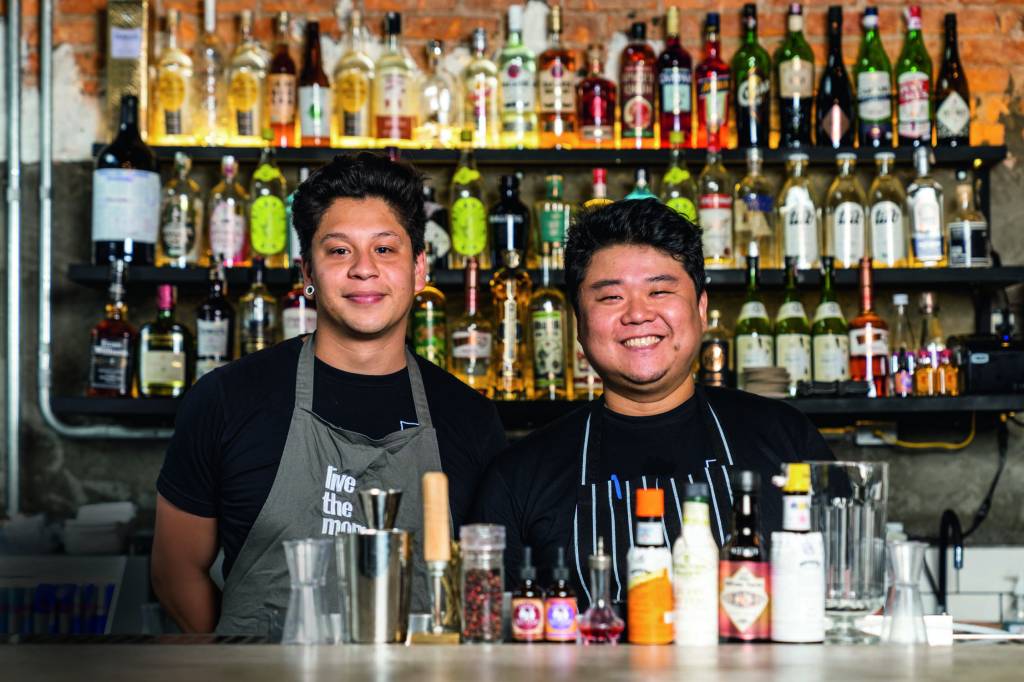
left=935, top=13, right=970, bottom=147
left=732, top=4, right=772, bottom=149
left=896, top=6, right=933, bottom=147
left=695, top=13, right=731, bottom=149
left=855, top=7, right=894, bottom=148
left=774, top=4, right=815, bottom=147
left=816, top=6, right=855, bottom=148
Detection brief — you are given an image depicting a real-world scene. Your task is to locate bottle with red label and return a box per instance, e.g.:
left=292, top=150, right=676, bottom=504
left=719, top=469, right=770, bottom=642
left=544, top=548, right=579, bottom=643
left=538, top=3, right=578, bottom=148
left=619, top=21, right=658, bottom=149
left=896, top=6, right=933, bottom=147
left=511, top=546, right=546, bottom=642
left=849, top=257, right=890, bottom=397
left=657, top=7, right=693, bottom=149
left=695, top=13, right=731, bottom=150
left=577, top=45, right=617, bottom=149
left=698, top=145, right=734, bottom=268
left=267, top=12, right=297, bottom=147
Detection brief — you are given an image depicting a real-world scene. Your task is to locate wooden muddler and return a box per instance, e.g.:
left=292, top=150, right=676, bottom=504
left=420, top=471, right=458, bottom=641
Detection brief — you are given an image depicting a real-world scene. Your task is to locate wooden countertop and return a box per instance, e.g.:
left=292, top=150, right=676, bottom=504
left=2, top=642, right=1023, bottom=681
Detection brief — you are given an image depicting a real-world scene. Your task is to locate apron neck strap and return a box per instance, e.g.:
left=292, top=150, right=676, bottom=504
left=405, top=349, right=433, bottom=428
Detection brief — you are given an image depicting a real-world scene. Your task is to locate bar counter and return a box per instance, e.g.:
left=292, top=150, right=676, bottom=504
left=4, top=641, right=1023, bottom=681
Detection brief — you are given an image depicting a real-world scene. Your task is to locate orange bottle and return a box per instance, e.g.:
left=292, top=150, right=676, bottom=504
left=627, top=488, right=674, bottom=644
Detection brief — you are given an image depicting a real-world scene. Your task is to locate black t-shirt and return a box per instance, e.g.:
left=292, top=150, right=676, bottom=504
left=157, top=337, right=507, bottom=578
left=472, top=386, right=834, bottom=605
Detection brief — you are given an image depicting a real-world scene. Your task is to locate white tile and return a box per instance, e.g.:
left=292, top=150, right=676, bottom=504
left=945, top=593, right=1004, bottom=622
left=948, top=546, right=1024, bottom=593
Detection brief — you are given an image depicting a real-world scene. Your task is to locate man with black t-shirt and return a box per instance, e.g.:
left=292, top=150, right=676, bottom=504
left=474, top=200, right=833, bottom=610
left=153, top=154, right=506, bottom=634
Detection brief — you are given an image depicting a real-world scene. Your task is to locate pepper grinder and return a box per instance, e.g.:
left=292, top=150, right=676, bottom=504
left=410, top=471, right=460, bottom=644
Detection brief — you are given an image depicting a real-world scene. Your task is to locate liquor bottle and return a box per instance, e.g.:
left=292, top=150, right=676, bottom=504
left=450, top=258, right=494, bottom=397
left=499, top=5, right=539, bottom=149
left=157, top=152, right=204, bottom=268
left=414, top=40, right=457, bottom=149
left=661, top=149, right=698, bottom=223
left=849, top=257, right=889, bottom=398
left=535, top=175, right=571, bottom=271
left=657, top=7, right=693, bottom=149
left=374, top=12, right=418, bottom=143
left=297, top=22, right=331, bottom=148
left=672, top=482, right=719, bottom=646
left=572, top=329, right=603, bottom=401
left=719, top=470, right=770, bottom=642
left=530, top=258, right=570, bottom=401
left=87, top=260, right=137, bottom=398
left=227, top=10, right=268, bottom=146
left=423, top=182, right=452, bottom=272
left=896, top=6, right=933, bottom=147
left=286, top=167, right=310, bottom=266
left=538, top=4, right=578, bottom=148
left=947, top=170, right=991, bottom=268
left=734, top=148, right=776, bottom=269
left=249, top=147, right=288, bottom=269
left=577, top=45, right=617, bottom=149
left=152, top=9, right=193, bottom=144
left=193, top=0, right=227, bottom=146
left=584, top=168, right=615, bottom=209
left=699, top=309, right=731, bottom=388
left=914, top=291, right=958, bottom=396
left=775, top=257, right=812, bottom=395
left=907, top=147, right=946, bottom=267
left=811, top=256, right=850, bottom=382
left=627, top=489, right=674, bottom=645
left=619, top=21, right=657, bottom=149
left=239, top=258, right=279, bottom=356
left=491, top=249, right=533, bottom=400
left=824, top=153, right=867, bottom=269
left=207, top=155, right=250, bottom=268
left=544, top=548, right=579, bottom=643
left=282, top=261, right=317, bottom=341
left=92, top=95, right=161, bottom=266
left=695, top=13, right=730, bottom=149
left=935, top=14, right=970, bottom=147
left=195, top=262, right=235, bottom=379
left=511, top=546, right=546, bottom=643
left=449, top=143, right=490, bottom=270
left=577, top=538, right=624, bottom=644
left=489, top=175, right=530, bottom=269
left=732, top=4, right=772, bottom=149
left=267, top=11, right=298, bottom=147
left=411, top=257, right=447, bottom=368
left=855, top=8, right=894, bottom=148
left=698, top=146, right=734, bottom=268
left=625, top=168, right=656, bottom=201
left=817, top=7, right=855, bottom=149
left=464, top=28, right=501, bottom=149
left=769, top=463, right=825, bottom=643
left=774, top=3, right=815, bottom=148
left=138, top=285, right=193, bottom=398
left=735, top=243, right=774, bottom=391
left=867, top=152, right=909, bottom=268
left=890, top=292, right=915, bottom=397
left=777, top=152, right=819, bottom=269
left=332, top=9, right=375, bottom=147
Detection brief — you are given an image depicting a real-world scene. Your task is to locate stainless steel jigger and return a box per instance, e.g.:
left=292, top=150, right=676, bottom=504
left=359, top=488, right=403, bottom=531
left=882, top=540, right=929, bottom=645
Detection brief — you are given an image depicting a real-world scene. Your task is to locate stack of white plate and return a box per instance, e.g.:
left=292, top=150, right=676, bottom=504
left=742, top=367, right=791, bottom=399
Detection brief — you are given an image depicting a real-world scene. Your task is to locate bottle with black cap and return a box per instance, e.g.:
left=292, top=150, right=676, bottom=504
left=672, top=481, right=720, bottom=646
left=719, top=469, right=770, bottom=642
left=511, top=546, right=545, bottom=642
left=544, top=548, right=578, bottom=642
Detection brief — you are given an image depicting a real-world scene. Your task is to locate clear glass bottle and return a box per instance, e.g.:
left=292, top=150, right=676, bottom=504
left=699, top=309, right=731, bottom=388
left=572, top=318, right=603, bottom=401
left=824, top=153, right=867, bottom=269
left=193, top=0, right=227, bottom=146
left=249, top=147, right=288, bottom=269
left=855, top=7, right=894, bottom=148
left=661, top=148, right=698, bottom=224
left=449, top=142, right=490, bottom=270
left=867, top=152, right=909, bottom=268
left=298, top=21, right=331, bottom=148
left=538, top=3, right=578, bottom=148
left=286, top=167, right=310, bottom=266
left=578, top=538, right=624, bottom=644
left=267, top=11, right=297, bottom=147
left=195, top=262, right=235, bottom=380
left=896, top=6, right=933, bottom=147
left=332, top=8, right=375, bottom=147
left=907, top=147, right=946, bottom=267
left=460, top=524, right=506, bottom=643
left=777, top=152, right=819, bottom=269
left=774, top=3, right=815, bottom=148
left=152, top=9, right=193, bottom=144
left=158, top=151, right=205, bottom=268
left=529, top=258, right=570, bottom=401
left=416, top=40, right=458, bottom=149
left=811, top=256, right=850, bottom=382
left=491, top=249, right=533, bottom=400
left=207, top=155, right=250, bottom=268
left=227, top=10, right=268, bottom=146
left=914, top=291, right=958, bottom=396
left=733, top=147, right=776, bottom=269
left=947, top=170, right=991, bottom=268
left=699, top=146, right=734, bottom=268
left=450, top=258, right=494, bottom=397
left=534, top=175, right=571, bottom=271
left=775, top=256, right=812, bottom=395
left=849, top=257, right=889, bottom=398
left=138, top=284, right=193, bottom=398
left=411, top=257, right=447, bottom=369
left=890, top=292, right=915, bottom=397
left=695, top=13, right=730, bottom=150
left=625, top=168, right=656, bottom=201
left=464, top=28, right=501, bottom=149
left=499, top=5, right=538, bottom=149
left=282, top=260, right=317, bottom=341
left=87, top=260, right=137, bottom=398
left=239, top=258, right=279, bottom=356
left=735, top=243, right=774, bottom=391
left=374, top=12, right=418, bottom=144
left=577, top=45, right=617, bottom=149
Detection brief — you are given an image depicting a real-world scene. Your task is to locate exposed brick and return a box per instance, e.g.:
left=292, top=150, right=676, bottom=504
left=971, top=65, right=1012, bottom=94
left=57, top=0, right=104, bottom=13
left=54, top=15, right=98, bottom=47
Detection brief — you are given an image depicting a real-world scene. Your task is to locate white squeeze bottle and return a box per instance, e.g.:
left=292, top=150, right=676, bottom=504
left=672, top=481, right=720, bottom=645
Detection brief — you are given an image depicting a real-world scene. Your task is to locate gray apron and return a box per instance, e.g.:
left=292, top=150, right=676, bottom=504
left=216, top=334, right=445, bottom=635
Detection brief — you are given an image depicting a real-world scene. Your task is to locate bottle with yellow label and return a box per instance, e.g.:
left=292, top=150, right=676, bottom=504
left=627, top=488, right=674, bottom=644
left=449, top=138, right=490, bottom=270
left=248, top=147, right=288, bottom=269
left=227, top=10, right=268, bottom=146
left=332, top=9, right=375, bottom=147
left=152, top=9, right=193, bottom=145
left=660, top=148, right=698, bottom=223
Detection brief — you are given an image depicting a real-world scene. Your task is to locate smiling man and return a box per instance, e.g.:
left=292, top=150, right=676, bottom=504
left=152, top=153, right=506, bottom=634
left=473, top=199, right=832, bottom=609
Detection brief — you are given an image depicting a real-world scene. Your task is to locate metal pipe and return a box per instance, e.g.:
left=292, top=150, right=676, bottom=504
left=7, top=0, right=23, bottom=515
left=37, top=0, right=171, bottom=441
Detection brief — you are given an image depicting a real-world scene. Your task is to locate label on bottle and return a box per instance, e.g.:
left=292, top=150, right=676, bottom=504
left=93, top=169, right=161, bottom=246
left=897, top=71, right=931, bottom=140
left=736, top=333, right=774, bottom=374
left=229, top=71, right=261, bottom=136
left=779, top=58, right=814, bottom=98
left=425, top=217, right=452, bottom=260
left=738, top=301, right=768, bottom=322
left=699, top=193, right=733, bottom=260
left=673, top=516, right=720, bottom=646
left=831, top=201, right=865, bottom=266
left=299, top=84, right=331, bottom=141
left=948, top=220, right=991, bottom=268
left=375, top=69, right=414, bottom=139
left=158, top=72, right=188, bottom=135
left=209, top=202, right=247, bottom=262
left=89, top=337, right=132, bottom=393
left=776, top=301, right=807, bottom=323
left=870, top=201, right=906, bottom=266
left=698, top=73, right=729, bottom=132
left=141, top=348, right=187, bottom=388
left=627, top=543, right=674, bottom=644
left=452, top=328, right=493, bottom=362
left=160, top=199, right=197, bottom=260
left=282, top=306, right=317, bottom=340
left=573, top=340, right=603, bottom=397
left=782, top=493, right=812, bottom=531
left=812, top=332, right=850, bottom=381
left=699, top=338, right=729, bottom=386
left=537, top=207, right=567, bottom=243
left=770, top=531, right=825, bottom=643
left=849, top=325, right=890, bottom=357
left=197, top=318, right=230, bottom=360
left=195, top=357, right=227, bottom=379
left=820, top=103, right=851, bottom=146
left=659, top=66, right=692, bottom=114
left=337, top=68, right=371, bottom=137
left=413, top=307, right=447, bottom=367
left=250, top=195, right=287, bottom=256
left=532, top=309, right=566, bottom=389
left=813, top=301, right=843, bottom=324
left=502, top=58, right=536, bottom=112
left=511, top=597, right=545, bottom=641
left=736, top=193, right=774, bottom=240
left=910, top=188, right=943, bottom=263
left=450, top=197, right=487, bottom=256
left=857, top=71, right=892, bottom=122
left=110, top=27, right=143, bottom=59
left=268, top=74, right=296, bottom=124
left=666, top=196, right=697, bottom=223
left=545, top=597, right=579, bottom=642
left=539, top=58, right=575, bottom=113
left=936, top=91, right=970, bottom=139
left=737, top=73, right=770, bottom=108
left=776, top=333, right=812, bottom=384
left=780, top=187, right=819, bottom=268
left=719, top=561, right=770, bottom=640
left=500, top=296, right=519, bottom=375
left=621, top=63, right=655, bottom=137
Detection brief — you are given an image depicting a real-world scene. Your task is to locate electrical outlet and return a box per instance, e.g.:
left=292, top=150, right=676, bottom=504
left=855, top=422, right=897, bottom=447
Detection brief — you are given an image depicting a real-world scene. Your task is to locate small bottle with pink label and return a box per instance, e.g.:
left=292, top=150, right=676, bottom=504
left=511, top=546, right=545, bottom=642
left=544, top=548, right=579, bottom=643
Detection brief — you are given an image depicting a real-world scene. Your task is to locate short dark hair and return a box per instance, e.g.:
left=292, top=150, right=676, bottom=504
left=291, top=152, right=426, bottom=262
left=565, top=199, right=706, bottom=313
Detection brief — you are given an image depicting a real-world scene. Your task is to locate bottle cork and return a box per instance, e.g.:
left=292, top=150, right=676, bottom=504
left=422, top=472, right=450, bottom=564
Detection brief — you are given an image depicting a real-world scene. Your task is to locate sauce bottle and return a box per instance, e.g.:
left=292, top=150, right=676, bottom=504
left=511, top=546, right=545, bottom=642
left=672, top=481, right=719, bottom=645
left=544, top=547, right=578, bottom=642
left=627, top=488, right=674, bottom=644
left=719, top=469, right=771, bottom=642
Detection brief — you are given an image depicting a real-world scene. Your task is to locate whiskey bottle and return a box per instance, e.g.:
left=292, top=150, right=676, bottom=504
left=935, top=14, right=970, bottom=147
left=947, top=170, right=991, bottom=268
left=491, top=249, right=533, bottom=400
left=619, top=21, right=657, bottom=149
left=657, top=7, right=693, bottom=149
left=906, top=147, right=946, bottom=267
left=867, top=152, right=908, bottom=268
left=572, top=326, right=603, bottom=401
left=282, top=260, right=317, bottom=341
left=855, top=8, right=894, bottom=148
left=734, top=148, right=776, bottom=269
left=227, top=10, right=268, bottom=146
left=298, top=21, right=331, bottom=147
left=699, top=309, right=731, bottom=388
left=824, top=153, right=867, bottom=269
left=207, top=155, right=250, bottom=268
left=848, top=257, right=889, bottom=398
left=87, top=260, right=137, bottom=398
left=534, top=175, right=571, bottom=271
left=449, top=143, right=490, bottom=270
left=774, top=4, right=815, bottom=147
left=489, top=175, right=530, bottom=270
left=450, top=258, right=495, bottom=396
left=332, top=9, right=375, bottom=147
left=538, top=3, right=578, bottom=148
left=411, top=257, right=447, bottom=369
left=267, top=11, right=297, bottom=147
left=138, top=284, right=193, bottom=398
left=158, top=151, right=205, bottom=268
left=499, top=5, right=539, bottom=149
left=777, top=152, right=819, bottom=269
left=423, top=182, right=452, bottom=272
left=810, top=256, right=849, bottom=382
left=529, top=258, right=570, bottom=400
left=896, top=6, right=933, bottom=147
left=374, top=12, right=418, bottom=144
left=661, top=148, right=698, bottom=224
left=695, top=13, right=730, bottom=149
left=415, top=40, right=457, bottom=149
left=249, top=147, right=288, bottom=269
left=732, top=3, right=771, bottom=149
left=464, top=28, right=501, bottom=149
left=195, top=262, right=235, bottom=380
left=577, top=45, right=617, bottom=149
left=152, top=9, right=193, bottom=144
left=698, top=145, right=734, bottom=268
left=239, top=258, right=279, bottom=356
left=734, top=243, right=774, bottom=391
left=775, top=257, right=812, bottom=395
left=193, top=0, right=227, bottom=146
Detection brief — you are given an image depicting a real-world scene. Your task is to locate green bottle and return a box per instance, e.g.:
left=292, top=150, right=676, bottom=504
left=498, top=4, right=539, bottom=149
left=895, top=5, right=932, bottom=146
left=773, top=4, right=815, bottom=147
left=734, top=241, right=774, bottom=391
left=660, top=149, right=698, bottom=222
left=810, top=255, right=850, bottom=382
left=625, top=168, right=657, bottom=201
left=855, top=7, right=894, bottom=148
left=248, top=146, right=289, bottom=269
left=775, top=256, right=811, bottom=395
left=449, top=132, right=490, bottom=270
left=732, top=3, right=772, bottom=148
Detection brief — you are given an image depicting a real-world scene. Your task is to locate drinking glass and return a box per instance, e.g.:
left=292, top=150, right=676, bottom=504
left=282, top=538, right=335, bottom=645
